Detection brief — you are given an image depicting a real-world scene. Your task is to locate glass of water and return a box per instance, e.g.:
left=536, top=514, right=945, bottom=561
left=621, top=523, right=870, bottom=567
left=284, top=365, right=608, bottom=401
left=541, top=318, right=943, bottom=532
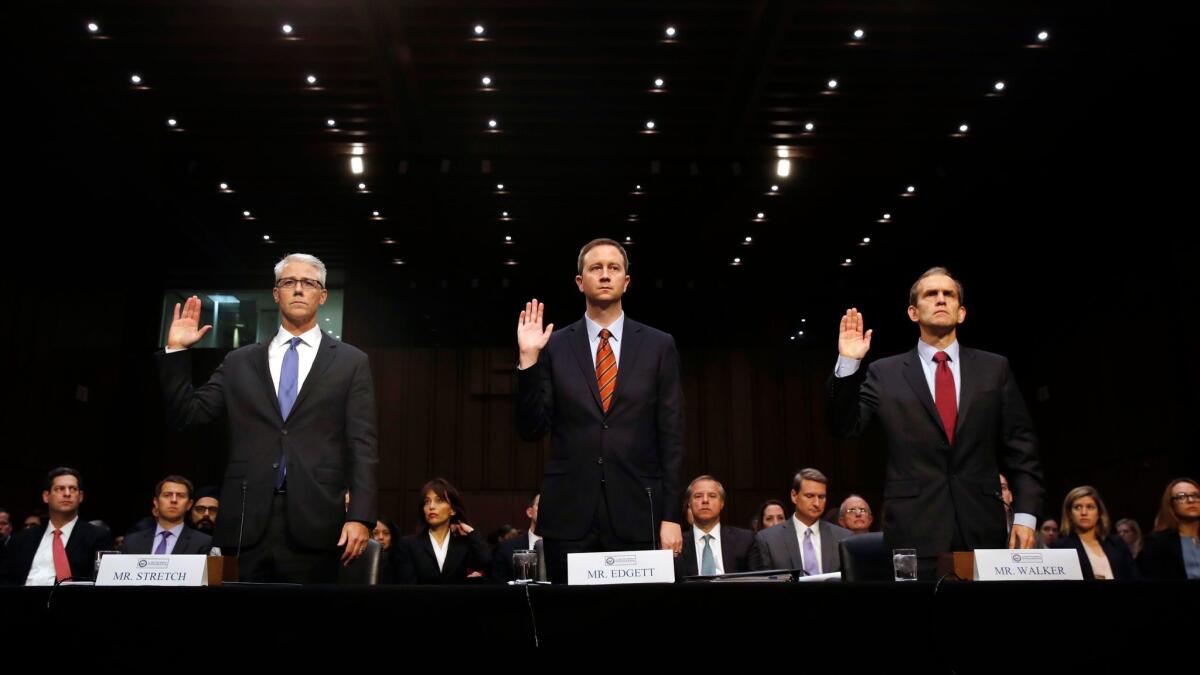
left=512, top=549, right=537, bottom=583
left=94, top=550, right=120, bottom=579
left=892, top=548, right=918, bottom=582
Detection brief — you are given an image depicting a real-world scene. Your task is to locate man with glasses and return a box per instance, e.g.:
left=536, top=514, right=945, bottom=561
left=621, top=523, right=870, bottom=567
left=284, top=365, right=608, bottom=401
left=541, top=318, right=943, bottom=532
left=121, top=475, right=212, bottom=555
left=156, top=253, right=378, bottom=583
left=188, top=486, right=220, bottom=535
left=0, top=467, right=113, bottom=585
left=837, top=494, right=874, bottom=535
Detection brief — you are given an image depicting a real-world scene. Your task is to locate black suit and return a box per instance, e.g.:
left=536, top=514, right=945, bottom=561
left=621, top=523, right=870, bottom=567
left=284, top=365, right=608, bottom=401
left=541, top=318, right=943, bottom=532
left=395, top=530, right=491, bottom=584
left=675, top=524, right=755, bottom=578
left=0, top=520, right=113, bottom=584
left=1138, top=531, right=1191, bottom=580
left=157, top=332, right=378, bottom=582
left=828, top=345, right=1044, bottom=557
left=120, top=525, right=212, bottom=555
left=517, top=317, right=684, bottom=581
left=1053, top=533, right=1139, bottom=580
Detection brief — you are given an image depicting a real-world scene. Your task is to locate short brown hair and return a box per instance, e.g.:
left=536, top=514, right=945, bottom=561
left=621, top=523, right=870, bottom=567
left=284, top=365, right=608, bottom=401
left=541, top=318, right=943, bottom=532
left=1060, top=485, right=1112, bottom=539
left=154, top=475, right=194, bottom=499
left=791, top=468, right=828, bottom=493
left=577, top=238, right=630, bottom=275
left=909, top=266, right=965, bottom=306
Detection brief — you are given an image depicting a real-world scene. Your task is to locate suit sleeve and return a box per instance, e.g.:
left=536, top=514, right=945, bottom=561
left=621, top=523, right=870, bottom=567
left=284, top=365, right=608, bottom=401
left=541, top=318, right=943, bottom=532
left=996, top=358, right=1044, bottom=520
left=464, top=530, right=492, bottom=577
left=748, top=533, right=771, bottom=571
left=155, top=349, right=228, bottom=430
left=515, top=349, right=554, bottom=442
left=344, top=354, right=379, bottom=528
left=826, top=361, right=879, bottom=438
left=656, top=336, right=685, bottom=524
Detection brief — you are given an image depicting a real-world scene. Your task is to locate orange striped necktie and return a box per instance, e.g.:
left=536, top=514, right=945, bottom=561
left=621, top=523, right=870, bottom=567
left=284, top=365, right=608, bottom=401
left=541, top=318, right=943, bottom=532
left=596, top=328, right=618, bottom=413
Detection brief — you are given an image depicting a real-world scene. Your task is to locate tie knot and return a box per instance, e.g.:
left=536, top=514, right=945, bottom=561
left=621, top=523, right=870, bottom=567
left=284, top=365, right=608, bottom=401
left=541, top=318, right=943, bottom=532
left=933, top=351, right=950, bottom=364
left=805, top=527, right=813, bottom=537
left=703, top=534, right=713, bottom=542
left=53, top=529, right=62, bottom=536
left=289, top=336, right=303, bottom=349
left=598, top=328, right=611, bottom=340
left=161, top=531, right=172, bottom=539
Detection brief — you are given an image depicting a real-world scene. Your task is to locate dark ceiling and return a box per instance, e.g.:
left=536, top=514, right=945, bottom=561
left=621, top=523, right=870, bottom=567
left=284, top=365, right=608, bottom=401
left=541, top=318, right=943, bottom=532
left=10, top=1, right=1190, bottom=347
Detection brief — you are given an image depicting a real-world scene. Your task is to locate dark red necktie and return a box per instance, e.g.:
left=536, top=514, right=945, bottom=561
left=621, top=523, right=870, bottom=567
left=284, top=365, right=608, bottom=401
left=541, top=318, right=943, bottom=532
left=933, top=351, right=957, bottom=444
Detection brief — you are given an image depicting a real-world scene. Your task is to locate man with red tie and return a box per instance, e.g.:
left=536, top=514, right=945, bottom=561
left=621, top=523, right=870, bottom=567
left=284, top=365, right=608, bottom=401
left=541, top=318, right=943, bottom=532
left=0, top=468, right=113, bottom=585
left=827, top=268, right=1044, bottom=575
left=516, top=238, right=685, bottom=583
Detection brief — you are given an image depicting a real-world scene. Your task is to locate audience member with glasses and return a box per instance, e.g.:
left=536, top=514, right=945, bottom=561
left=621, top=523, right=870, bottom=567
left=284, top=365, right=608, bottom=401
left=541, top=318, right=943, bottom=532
left=1138, top=478, right=1200, bottom=580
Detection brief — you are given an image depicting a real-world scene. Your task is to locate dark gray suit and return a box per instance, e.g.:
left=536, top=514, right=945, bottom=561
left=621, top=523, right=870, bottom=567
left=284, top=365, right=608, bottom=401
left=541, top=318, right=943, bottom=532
left=120, top=525, right=212, bottom=555
left=749, top=518, right=853, bottom=574
left=675, top=524, right=755, bottom=578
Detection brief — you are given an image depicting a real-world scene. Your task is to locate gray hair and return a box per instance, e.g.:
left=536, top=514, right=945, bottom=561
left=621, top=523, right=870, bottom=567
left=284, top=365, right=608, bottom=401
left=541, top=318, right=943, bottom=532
left=687, top=475, right=726, bottom=501
left=274, top=253, right=327, bottom=287
left=838, top=494, right=872, bottom=519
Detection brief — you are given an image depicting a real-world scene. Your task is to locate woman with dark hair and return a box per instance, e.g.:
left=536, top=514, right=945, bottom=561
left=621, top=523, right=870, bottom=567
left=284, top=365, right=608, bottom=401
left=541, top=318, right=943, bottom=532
left=394, top=478, right=491, bottom=584
left=1051, top=486, right=1138, bottom=580
left=372, top=518, right=401, bottom=583
left=752, top=499, right=787, bottom=533
left=1138, top=477, right=1200, bottom=580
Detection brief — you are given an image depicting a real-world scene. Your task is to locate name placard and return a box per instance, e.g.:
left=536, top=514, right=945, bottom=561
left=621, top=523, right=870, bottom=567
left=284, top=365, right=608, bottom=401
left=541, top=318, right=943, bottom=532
left=96, top=555, right=209, bottom=586
left=973, top=549, right=1083, bottom=581
left=568, top=549, right=675, bottom=585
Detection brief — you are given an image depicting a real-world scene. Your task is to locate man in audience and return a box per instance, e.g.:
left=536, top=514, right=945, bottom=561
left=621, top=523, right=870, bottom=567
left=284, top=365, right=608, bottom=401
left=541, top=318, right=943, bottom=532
left=492, top=493, right=544, bottom=583
left=750, top=468, right=853, bottom=575
left=121, top=475, right=212, bottom=555
left=676, top=475, right=754, bottom=578
left=1, top=468, right=113, bottom=584
left=837, top=495, right=875, bottom=534
left=188, top=486, right=220, bottom=535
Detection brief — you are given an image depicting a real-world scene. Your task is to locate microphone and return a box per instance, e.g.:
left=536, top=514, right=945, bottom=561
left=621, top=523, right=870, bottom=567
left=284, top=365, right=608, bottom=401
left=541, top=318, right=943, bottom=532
left=236, top=480, right=247, bottom=558
left=645, top=487, right=656, bottom=550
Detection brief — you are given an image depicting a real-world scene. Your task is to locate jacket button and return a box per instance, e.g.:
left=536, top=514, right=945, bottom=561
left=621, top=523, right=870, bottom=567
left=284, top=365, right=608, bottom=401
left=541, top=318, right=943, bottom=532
left=602, top=423, right=609, bottom=430
left=597, top=457, right=604, bottom=465
left=281, top=429, right=288, bottom=435
left=272, top=462, right=279, bottom=469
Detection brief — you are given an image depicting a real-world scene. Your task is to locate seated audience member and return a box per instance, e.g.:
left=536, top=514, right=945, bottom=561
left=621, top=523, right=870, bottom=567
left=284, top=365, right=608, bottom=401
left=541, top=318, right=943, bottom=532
left=1139, top=477, right=1200, bottom=580
left=752, top=499, right=787, bottom=533
left=121, top=475, right=212, bottom=555
left=372, top=518, right=400, bottom=583
left=1052, top=486, right=1138, bottom=580
left=1114, top=518, right=1143, bottom=559
left=750, top=468, right=853, bottom=574
left=394, top=478, right=490, bottom=584
left=837, top=494, right=875, bottom=534
left=1, top=468, right=113, bottom=585
left=1038, top=518, right=1060, bottom=547
left=188, top=486, right=220, bottom=535
left=676, top=476, right=754, bottom=578
left=492, top=493, right=543, bottom=583
left=23, top=514, right=45, bottom=530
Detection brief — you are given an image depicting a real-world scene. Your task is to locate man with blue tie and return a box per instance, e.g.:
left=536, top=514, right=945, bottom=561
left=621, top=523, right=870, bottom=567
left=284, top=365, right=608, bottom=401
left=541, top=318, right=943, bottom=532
left=120, top=476, right=212, bottom=555
left=157, top=253, right=378, bottom=583
left=827, top=267, right=1044, bottom=576
left=675, top=475, right=754, bottom=578
left=516, top=238, right=685, bottom=583
left=750, top=468, right=853, bottom=575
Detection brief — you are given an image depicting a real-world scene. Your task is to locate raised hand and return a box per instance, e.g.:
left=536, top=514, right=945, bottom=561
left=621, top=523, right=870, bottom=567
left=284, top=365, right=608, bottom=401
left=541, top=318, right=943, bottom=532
left=517, top=298, right=554, bottom=368
left=166, top=295, right=212, bottom=349
left=837, top=308, right=873, bottom=360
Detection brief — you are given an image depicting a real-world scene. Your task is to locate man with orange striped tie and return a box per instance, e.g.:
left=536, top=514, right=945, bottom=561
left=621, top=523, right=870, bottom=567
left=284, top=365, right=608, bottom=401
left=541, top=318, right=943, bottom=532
left=516, top=238, right=685, bottom=583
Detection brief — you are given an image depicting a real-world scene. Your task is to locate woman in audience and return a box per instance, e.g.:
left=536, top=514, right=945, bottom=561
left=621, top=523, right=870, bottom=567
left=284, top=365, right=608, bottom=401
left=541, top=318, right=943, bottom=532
left=1114, top=518, right=1143, bottom=559
left=394, top=478, right=490, bottom=584
left=1139, top=477, right=1200, bottom=580
left=372, top=518, right=400, bottom=583
left=752, top=499, right=787, bottom=532
left=1052, top=486, right=1138, bottom=580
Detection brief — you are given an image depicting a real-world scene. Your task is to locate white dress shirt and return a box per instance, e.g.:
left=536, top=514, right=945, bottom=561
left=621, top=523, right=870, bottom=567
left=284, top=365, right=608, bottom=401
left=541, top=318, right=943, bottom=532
left=693, top=522, right=725, bottom=575
left=268, top=324, right=325, bottom=395
left=793, top=515, right=824, bottom=574
left=584, top=312, right=625, bottom=368
left=26, top=516, right=79, bottom=586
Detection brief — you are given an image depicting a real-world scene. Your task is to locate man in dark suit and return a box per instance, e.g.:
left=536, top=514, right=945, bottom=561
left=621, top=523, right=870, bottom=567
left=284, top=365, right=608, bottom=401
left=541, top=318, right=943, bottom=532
left=157, top=253, right=377, bottom=583
left=491, top=493, right=545, bottom=583
left=1, top=467, right=113, bottom=585
left=675, top=475, right=754, bottom=578
left=120, top=475, right=212, bottom=555
left=827, top=267, right=1044, bottom=572
left=750, top=468, right=853, bottom=574
left=516, top=238, right=685, bottom=583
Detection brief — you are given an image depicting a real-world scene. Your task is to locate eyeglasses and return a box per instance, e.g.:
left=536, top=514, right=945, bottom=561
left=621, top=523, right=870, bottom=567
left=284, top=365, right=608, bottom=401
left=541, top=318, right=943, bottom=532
left=276, top=277, right=324, bottom=291
left=1171, top=493, right=1200, bottom=503
left=844, top=507, right=870, bottom=516
left=191, top=505, right=219, bottom=515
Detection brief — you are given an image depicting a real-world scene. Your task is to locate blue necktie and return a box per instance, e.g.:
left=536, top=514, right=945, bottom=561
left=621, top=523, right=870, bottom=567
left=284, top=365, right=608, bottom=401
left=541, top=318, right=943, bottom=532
left=802, top=527, right=820, bottom=575
left=701, top=534, right=717, bottom=575
left=154, top=531, right=172, bottom=555
left=277, top=336, right=302, bottom=489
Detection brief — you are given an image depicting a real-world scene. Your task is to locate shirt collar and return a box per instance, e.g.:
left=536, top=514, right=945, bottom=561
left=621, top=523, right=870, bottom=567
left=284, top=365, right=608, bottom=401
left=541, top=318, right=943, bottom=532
left=274, top=323, right=325, bottom=349
left=694, top=522, right=721, bottom=543
left=154, top=521, right=185, bottom=540
left=793, top=514, right=820, bottom=535
left=585, top=312, right=625, bottom=343
left=917, top=338, right=960, bottom=365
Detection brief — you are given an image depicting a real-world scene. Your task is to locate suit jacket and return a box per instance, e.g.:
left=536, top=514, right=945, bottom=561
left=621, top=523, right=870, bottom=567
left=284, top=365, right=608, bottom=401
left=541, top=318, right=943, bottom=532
left=156, top=333, right=378, bottom=551
left=749, top=518, right=853, bottom=574
left=491, top=534, right=543, bottom=583
left=395, top=530, right=492, bottom=584
left=1138, top=530, right=1189, bottom=580
left=516, top=317, right=685, bottom=542
left=0, top=520, right=114, bottom=584
left=120, top=525, right=212, bottom=555
left=827, top=346, right=1044, bottom=556
left=1053, top=533, right=1139, bottom=580
left=675, top=524, right=755, bottom=578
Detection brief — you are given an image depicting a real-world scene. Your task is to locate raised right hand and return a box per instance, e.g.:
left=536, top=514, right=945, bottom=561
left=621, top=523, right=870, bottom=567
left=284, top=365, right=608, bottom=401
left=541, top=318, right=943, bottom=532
left=517, top=298, right=554, bottom=368
left=167, top=295, right=212, bottom=349
left=837, top=308, right=873, bottom=360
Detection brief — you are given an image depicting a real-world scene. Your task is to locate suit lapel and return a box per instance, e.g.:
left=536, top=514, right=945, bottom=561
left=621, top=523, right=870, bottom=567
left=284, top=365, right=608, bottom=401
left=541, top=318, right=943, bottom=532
left=253, top=339, right=284, bottom=422
left=567, top=320, right=604, bottom=412
left=902, top=348, right=949, bottom=441
left=418, top=533, right=438, bottom=575
left=175, top=528, right=192, bottom=554
left=680, top=528, right=698, bottom=576
left=720, top=527, right=738, bottom=573
left=444, top=534, right=469, bottom=579
left=818, top=522, right=837, bottom=573
left=607, top=319, right=642, bottom=417
left=288, top=332, right=337, bottom=420
left=781, top=520, right=804, bottom=569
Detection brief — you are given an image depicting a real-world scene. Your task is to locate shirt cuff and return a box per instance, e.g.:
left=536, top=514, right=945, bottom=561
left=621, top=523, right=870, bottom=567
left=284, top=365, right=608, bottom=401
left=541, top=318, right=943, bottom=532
left=1013, top=513, right=1037, bottom=530
left=164, top=346, right=187, bottom=354
left=834, top=355, right=861, bottom=378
